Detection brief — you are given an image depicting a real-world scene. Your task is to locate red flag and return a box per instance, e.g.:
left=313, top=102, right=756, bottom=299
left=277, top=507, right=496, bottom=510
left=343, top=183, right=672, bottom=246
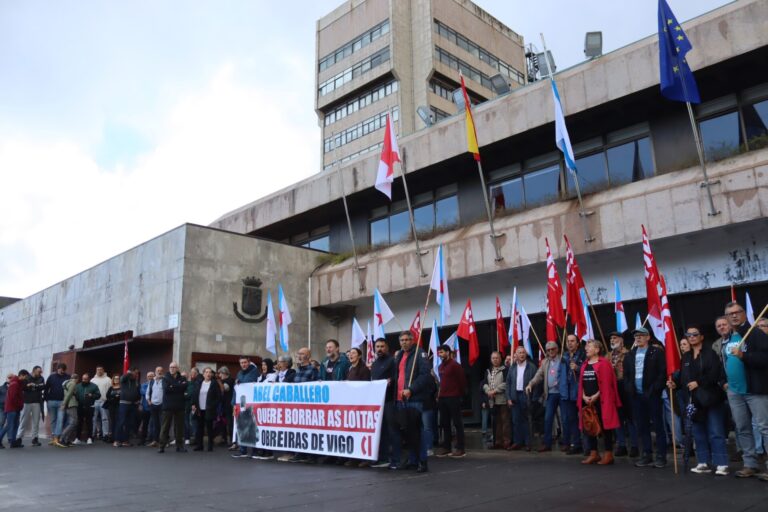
left=564, top=235, right=588, bottom=339
left=374, top=113, right=400, bottom=199
left=642, top=225, right=665, bottom=341
left=511, top=303, right=520, bottom=354
left=409, top=310, right=422, bottom=347
left=495, top=297, right=509, bottom=356
left=660, top=275, right=681, bottom=375
left=122, top=335, right=130, bottom=375
left=457, top=299, right=480, bottom=365
left=545, top=238, right=565, bottom=341
left=730, top=284, right=736, bottom=303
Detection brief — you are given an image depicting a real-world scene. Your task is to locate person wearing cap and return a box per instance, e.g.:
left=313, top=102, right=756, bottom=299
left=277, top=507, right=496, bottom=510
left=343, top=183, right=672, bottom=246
left=608, top=331, right=638, bottom=457
left=623, top=327, right=667, bottom=468
left=435, top=343, right=467, bottom=458
left=507, top=346, right=537, bottom=450
left=526, top=340, right=563, bottom=452
left=578, top=339, right=622, bottom=465
left=560, top=334, right=586, bottom=455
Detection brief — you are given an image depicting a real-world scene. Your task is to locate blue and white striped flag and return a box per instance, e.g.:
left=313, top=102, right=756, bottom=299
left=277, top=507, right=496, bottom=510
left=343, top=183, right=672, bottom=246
left=551, top=79, right=577, bottom=173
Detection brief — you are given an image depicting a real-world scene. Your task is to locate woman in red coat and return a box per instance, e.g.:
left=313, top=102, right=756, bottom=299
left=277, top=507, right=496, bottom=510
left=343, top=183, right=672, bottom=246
left=578, top=339, right=622, bottom=465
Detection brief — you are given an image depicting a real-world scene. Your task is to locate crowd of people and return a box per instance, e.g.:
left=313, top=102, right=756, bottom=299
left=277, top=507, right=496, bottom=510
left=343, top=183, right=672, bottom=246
left=1, top=301, right=767, bottom=482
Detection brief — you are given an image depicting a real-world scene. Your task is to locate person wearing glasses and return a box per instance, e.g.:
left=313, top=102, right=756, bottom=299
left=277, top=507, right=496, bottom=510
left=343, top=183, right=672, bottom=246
left=667, top=325, right=728, bottom=475
left=721, top=302, right=768, bottom=480
left=526, top=341, right=563, bottom=452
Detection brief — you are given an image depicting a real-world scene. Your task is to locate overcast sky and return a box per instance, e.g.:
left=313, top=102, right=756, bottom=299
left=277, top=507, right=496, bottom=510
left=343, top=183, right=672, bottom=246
left=0, top=0, right=729, bottom=299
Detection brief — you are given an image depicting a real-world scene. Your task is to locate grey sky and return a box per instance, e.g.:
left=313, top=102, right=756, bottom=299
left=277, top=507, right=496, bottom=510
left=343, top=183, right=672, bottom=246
left=0, top=0, right=729, bottom=298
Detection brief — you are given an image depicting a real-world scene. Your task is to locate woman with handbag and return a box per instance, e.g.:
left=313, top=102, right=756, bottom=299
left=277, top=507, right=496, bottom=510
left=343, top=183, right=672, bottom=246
left=578, top=339, right=622, bottom=465
left=667, top=325, right=729, bottom=476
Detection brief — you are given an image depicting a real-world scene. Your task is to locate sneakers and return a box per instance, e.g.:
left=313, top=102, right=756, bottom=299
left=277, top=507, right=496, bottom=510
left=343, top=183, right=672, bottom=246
left=449, top=449, right=466, bottom=458
left=757, top=472, right=768, bottom=482
left=715, top=465, right=729, bottom=476
left=735, top=467, right=759, bottom=478
left=231, top=453, right=250, bottom=459
left=31, top=438, right=41, bottom=447
left=54, top=440, right=69, bottom=448
left=170, top=440, right=176, bottom=446
left=691, top=463, right=711, bottom=474
left=228, top=443, right=239, bottom=451
left=635, top=455, right=654, bottom=467
left=86, top=438, right=93, bottom=445
left=371, top=461, right=390, bottom=468
left=434, top=447, right=451, bottom=457
left=654, top=457, right=667, bottom=468
left=73, top=439, right=83, bottom=445
left=185, top=439, right=190, bottom=445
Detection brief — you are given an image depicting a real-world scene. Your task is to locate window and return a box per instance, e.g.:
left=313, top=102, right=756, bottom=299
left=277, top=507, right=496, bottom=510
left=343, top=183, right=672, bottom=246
left=323, top=80, right=398, bottom=127
left=433, top=20, right=525, bottom=85
left=318, top=47, right=390, bottom=97
left=294, top=228, right=331, bottom=253
left=323, top=141, right=384, bottom=171
left=324, top=108, right=398, bottom=154
left=606, top=138, right=653, bottom=185
left=302, top=236, right=330, bottom=252
left=743, top=99, right=768, bottom=149
left=369, top=189, right=459, bottom=246
left=524, top=165, right=561, bottom=208
left=566, top=152, right=608, bottom=195
left=700, top=111, right=742, bottom=161
left=319, top=20, right=390, bottom=72
left=491, top=176, right=523, bottom=212
left=430, top=106, right=451, bottom=122
left=435, top=47, right=495, bottom=91
left=429, top=78, right=485, bottom=105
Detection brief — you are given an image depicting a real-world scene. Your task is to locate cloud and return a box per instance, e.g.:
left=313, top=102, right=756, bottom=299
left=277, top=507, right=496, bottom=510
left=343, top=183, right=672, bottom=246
left=0, top=62, right=319, bottom=298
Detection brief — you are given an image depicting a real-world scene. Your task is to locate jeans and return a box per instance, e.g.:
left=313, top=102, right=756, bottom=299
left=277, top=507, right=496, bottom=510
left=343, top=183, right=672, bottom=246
left=632, top=394, right=667, bottom=459
left=378, top=402, right=395, bottom=462
left=149, top=405, right=162, bottom=442
left=160, top=409, right=185, bottom=447
left=115, top=403, right=137, bottom=443
left=560, top=399, right=581, bottom=448
left=60, top=407, right=79, bottom=444
left=47, top=400, right=64, bottom=436
left=543, top=393, right=561, bottom=448
left=481, top=407, right=490, bottom=435
left=0, top=411, right=20, bottom=444
left=421, top=408, right=435, bottom=453
left=391, top=401, right=424, bottom=464
left=727, top=390, right=768, bottom=469
left=438, top=397, right=464, bottom=451
left=17, top=402, right=42, bottom=439
left=92, top=400, right=110, bottom=437
left=511, top=391, right=530, bottom=446
left=692, top=402, right=728, bottom=467
left=615, top=406, right=639, bottom=449
left=663, top=390, right=683, bottom=447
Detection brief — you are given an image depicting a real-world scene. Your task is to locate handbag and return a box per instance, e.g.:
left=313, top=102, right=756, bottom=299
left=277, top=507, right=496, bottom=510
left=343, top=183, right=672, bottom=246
left=581, top=403, right=602, bottom=437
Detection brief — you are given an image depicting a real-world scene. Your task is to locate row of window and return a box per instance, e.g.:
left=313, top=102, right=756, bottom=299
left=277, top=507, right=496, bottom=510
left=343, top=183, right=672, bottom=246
left=435, top=47, right=497, bottom=92
left=428, top=78, right=484, bottom=105
left=697, top=88, right=768, bottom=162
left=430, top=105, right=451, bottom=122
left=318, top=47, right=391, bottom=97
left=323, top=80, right=398, bottom=127
left=490, top=131, right=655, bottom=214
left=323, top=108, right=398, bottom=154
left=319, top=20, right=390, bottom=72
left=370, top=188, right=460, bottom=246
left=323, top=141, right=384, bottom=171
left=433, top=19, right=525, bottom=85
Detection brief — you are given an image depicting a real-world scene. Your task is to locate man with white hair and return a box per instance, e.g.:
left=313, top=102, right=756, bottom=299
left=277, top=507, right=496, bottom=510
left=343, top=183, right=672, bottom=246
left=526, top=341, right=563, bottom=452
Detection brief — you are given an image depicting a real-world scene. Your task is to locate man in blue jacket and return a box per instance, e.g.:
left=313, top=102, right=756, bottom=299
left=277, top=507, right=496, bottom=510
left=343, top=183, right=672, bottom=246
left=44, top=363, right=70, bottom=445
left=319, top=339, right=351, bottom=381
left=560, top=335, right=585, bottom=455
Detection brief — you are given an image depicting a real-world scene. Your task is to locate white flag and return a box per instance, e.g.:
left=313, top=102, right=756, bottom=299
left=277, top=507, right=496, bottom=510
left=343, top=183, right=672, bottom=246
left=519, top=304, right=533, bottom=358
left=429, top=244, right=451, bottom=326
left=350, top=317, right=366, bottom=349
left=429, top=319, right=442, bottom=381
left=746, top=291, right=756, bottom=325
left=265, top=290, right=277, bottom=355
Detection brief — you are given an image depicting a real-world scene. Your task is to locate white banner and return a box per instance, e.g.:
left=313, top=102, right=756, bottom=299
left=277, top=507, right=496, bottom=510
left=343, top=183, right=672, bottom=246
left=233, top=380, right=387, bottom=460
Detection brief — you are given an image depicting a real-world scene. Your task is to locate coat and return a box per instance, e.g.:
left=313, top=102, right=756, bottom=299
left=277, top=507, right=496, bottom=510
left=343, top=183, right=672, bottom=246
left=162, top=372, right=188, bottom=411
left=394, top=347, right=432, bottom=402
left=320, top=353, right=351, bottom=381
left=4, top=376, right=24, bottom=413
left=578, top=357, right=621, bottom=430
left=505, top=360, right=537, bottom=402
left=346, top=363, right=371, bottom=381
left=482, top=366, right=508, bottom=405
left=677, top=345, right=726, bottom=411
left=736, top=322, right=768, bottom=395
left=191, top=379, right=222, bottom=421
left=528, top=356, right=562, bottom=400
left=623, top=344, right=667, bottom=399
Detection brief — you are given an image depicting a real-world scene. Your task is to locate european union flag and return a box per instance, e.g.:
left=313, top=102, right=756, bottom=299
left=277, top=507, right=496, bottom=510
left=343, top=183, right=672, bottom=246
left=658, top=0, right=700, bottom=103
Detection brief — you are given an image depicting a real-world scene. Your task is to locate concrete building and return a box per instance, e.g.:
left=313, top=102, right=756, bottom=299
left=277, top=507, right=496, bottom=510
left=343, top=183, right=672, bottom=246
left=2, top=0, right=768, bottom=419
left=317, top=0, right=526, bottom=170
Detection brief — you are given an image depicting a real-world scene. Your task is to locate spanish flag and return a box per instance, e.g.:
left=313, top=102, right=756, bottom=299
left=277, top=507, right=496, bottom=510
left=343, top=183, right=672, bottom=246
left=460, top=74, right=480, bottom=161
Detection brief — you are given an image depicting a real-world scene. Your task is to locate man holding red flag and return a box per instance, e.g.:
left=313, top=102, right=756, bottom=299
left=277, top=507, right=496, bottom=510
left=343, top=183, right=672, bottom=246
left=545, top=239, right=565, bottom=342
left=457, top=299, right=479, bottom=366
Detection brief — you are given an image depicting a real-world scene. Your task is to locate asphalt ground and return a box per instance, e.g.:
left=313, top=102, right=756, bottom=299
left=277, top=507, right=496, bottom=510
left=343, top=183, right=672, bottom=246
left=1, top=439, right=766, bottom=512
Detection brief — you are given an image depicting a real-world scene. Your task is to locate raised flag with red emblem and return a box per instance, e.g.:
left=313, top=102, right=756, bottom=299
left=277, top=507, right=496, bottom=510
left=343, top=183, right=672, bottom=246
left=642, top=225, right=665, bottom=342
left=660, top=275, right=680, bottom=375
left=122, top=334, right=130, bottom=375
left=564, top=235, right=588, bottom=339
left=457, top=299, right=480, bottom=365
left=409, top=310, right=422, bottom=347
left=375, top=113, right=400, bottom=200
left=495, top=296, right=509, bottom=356
left=545, top=238, right=565, bottom=341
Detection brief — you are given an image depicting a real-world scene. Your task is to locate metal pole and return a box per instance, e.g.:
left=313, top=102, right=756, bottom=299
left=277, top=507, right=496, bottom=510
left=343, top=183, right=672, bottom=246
left=399, top=146, right=428, bottom=278
left=540, top=33, right=594, bottom=243
left=476, top=160, right=504, bottom=261
left=331, top=132, right=366, bottom=292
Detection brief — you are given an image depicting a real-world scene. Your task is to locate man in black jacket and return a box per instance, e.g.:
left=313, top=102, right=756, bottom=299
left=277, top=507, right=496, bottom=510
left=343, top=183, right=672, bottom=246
left=392, top=331, right=431, bottom=472
left=114, top=368, right=141, bottom=447
left=17, top=365, right=45, bottom=446
left=723, top=301, right=768, bottom=479
left=623, top=327, right=667, bottom=468
left=371, top=338, right=396, bottom=468
left=158, top=361, right=188, bottom=453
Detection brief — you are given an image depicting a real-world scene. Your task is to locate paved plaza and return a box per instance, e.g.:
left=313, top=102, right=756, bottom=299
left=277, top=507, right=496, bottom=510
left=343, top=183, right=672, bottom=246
left=1, top=442, right=765, bottom=512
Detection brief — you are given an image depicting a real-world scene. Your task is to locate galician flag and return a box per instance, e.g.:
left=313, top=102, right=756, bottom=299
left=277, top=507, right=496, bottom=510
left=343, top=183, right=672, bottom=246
left=508, top=287, right=519, bottom=354
left=265, top=290, right=277, bottom=355
left=375, top=112, right=400, bottom=200
left=615, top=278, right=628, bottom=333
left=580, top=289, right=595, bottom=341
left=444, top=331, right=461, bottom=365
left=746, top=291, right=756, bottom=325
left=277, top=284, right=291, bottom=352
left=635, top=312, right=643, bottom=331
left=430, top=244, right=451, bottom=326
left=459, top=74, right=480, bottom=161
left=350, top=317, right=366, bottom=349
left=519, top=303, right=534, bottom=359
left=373, top=288, right=395, bottom=340
left=551, top=78, right=577, bottom=173
left=429, top=319, right=442, bottom=381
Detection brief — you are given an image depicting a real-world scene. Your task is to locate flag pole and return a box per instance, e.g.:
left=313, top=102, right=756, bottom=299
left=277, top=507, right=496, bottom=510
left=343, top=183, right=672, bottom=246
left=477, top=158, right=504, bottom=262
left=540, top=33, right=594, bottom=244
left=331, top=131, right=366, bottom=292
left=582, top=288, right=609, bottom=353
left=528, top=322, right=546, bottom=357
left=399, top=145, right=429, bottom=278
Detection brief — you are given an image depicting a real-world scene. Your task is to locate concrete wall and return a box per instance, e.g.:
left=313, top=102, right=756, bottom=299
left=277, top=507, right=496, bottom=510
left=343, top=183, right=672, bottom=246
left=0, top=227, right=186, bottom=377
left=177, top=225, right=331, bottom=365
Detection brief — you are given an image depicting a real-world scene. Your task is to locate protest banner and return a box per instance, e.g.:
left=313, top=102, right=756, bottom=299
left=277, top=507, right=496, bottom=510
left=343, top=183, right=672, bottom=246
left=233, top=380, right=387, bottom=460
